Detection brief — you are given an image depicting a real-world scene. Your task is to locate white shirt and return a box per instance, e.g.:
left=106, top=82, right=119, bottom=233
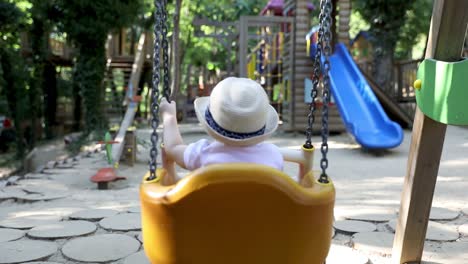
left=184, top=139, right=284, bottom=171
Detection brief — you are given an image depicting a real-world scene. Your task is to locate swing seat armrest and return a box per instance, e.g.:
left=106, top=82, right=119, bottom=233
left=279, top=146, right=315, bottom=181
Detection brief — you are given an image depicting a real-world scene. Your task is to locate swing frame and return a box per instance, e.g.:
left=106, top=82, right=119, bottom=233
left=392, top=1, right=468, bottom=263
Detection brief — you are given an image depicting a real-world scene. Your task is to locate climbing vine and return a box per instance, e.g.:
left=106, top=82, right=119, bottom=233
left=57, top=0, right=142, bottom=137
left=0, top=0, right=28, bottom=158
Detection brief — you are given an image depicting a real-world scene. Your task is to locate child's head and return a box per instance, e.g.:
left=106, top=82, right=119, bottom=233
left=194, top=77, right=279, bottom=146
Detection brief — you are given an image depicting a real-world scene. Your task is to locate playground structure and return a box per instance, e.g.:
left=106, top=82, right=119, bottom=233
left=17, top=0, right=422, bottom=153
left=392, top=1, right=468, bottom=262
left=241, top=0, right=347, bottom=133
left=140, top=0, right=468, bottom=263
left=10, top=0, right=468, bottom=263
left=140, top=0, right=336, bottom=263
left=243, top=0, right=405, bottom=149
left=307, top=29, right=403, bottom=149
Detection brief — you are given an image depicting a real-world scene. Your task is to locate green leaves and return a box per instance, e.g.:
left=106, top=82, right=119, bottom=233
left=353, top=0, right=432, bottom=58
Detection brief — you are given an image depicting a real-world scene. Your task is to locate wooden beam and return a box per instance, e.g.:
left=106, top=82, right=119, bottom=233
left=111, top=32, right=147, bottom=166
left=392, top=1, right=468, bottom=263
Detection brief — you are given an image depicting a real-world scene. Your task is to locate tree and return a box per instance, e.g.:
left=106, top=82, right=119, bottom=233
left=353, top=0, right=417, bottom=90
left=394, top=0, right=432, bottom=59
left=174, top=0, right=268, bottom=92
left=28, top=0, right=62, bottom=142
left=171, top=0, right=183, bottom=98
left=57, top=0, right=143, bottom=136
left=0, top=0, right=28, bottom=157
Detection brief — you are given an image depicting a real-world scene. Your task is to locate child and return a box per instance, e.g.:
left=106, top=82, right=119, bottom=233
left=160, top=77, right=283, bottom=172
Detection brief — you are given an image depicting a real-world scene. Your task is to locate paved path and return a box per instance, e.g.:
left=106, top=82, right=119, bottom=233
left=0, top=124, right=467, bottom=263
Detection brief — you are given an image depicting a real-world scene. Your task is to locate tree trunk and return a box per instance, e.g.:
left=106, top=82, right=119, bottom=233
left=74, top=38, right=107, bottom=135
left=372, top=41, right=395, bottom=95
left=170, top=0, right=183, bottom=100
left=43, top=62, right=57, bottom=139
left=72, top=78, right=82, bottom=131
left=0, top=49, right=26, bottom=158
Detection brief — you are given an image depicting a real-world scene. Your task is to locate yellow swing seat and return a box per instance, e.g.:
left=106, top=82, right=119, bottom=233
left=140, top=155, right=335, bottom=264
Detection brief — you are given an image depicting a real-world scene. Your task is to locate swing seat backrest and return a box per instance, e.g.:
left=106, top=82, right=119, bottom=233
left=140, top=163, right=335, bottom=264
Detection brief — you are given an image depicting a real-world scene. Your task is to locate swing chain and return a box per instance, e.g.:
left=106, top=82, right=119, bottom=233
left=148, top=0, right=171, bottom=180
left=148, top=0, right=164, bottom=180
left=304, top=7, right=324, bottom=149
left=319, top=0, right=332, bottom=183
left=304, top=0, right=332, bottom=183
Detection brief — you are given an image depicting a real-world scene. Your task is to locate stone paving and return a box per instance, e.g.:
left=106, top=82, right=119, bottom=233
left=0, top=124, right=467, bottom=263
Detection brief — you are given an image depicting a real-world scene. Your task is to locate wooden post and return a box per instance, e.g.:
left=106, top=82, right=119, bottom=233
left=337, top=0, right=351, bottom=47
left=391, top=1, right=468, bottom=263
left=111, top=32, right=147, bottom=166
left=239, top=16, right=248, bottom=77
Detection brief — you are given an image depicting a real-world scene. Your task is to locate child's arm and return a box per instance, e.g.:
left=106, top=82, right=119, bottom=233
left=160, top=98, right=188, bottom=169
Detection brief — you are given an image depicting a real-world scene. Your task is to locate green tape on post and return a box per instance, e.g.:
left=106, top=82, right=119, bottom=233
left=415, top=58, right=468, bottom=125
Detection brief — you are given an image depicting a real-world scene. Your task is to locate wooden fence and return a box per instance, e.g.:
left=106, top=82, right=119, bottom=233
left=356, top=58, right=421, bottom=120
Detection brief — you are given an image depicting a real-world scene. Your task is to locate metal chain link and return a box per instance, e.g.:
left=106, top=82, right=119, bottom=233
left=319, top=0, right=332, bottom=183
left=148, top=0, right=163, bottom=180
left=304, top=0, right=332, bottom=183
left=304, top=6, right=325, bottom=149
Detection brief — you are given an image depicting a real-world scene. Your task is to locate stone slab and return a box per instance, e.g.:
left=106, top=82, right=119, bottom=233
left=387, top=220, right=459, bottom=241
left=426, top=221, right=460, bottom=241
left=56, top=163, right=74, bottom=169
left=123, top=251, right=151, bottom=264
left=0, top=187, right=26, bottom=200
left=41, top=168, right=80, bottom=175
left=69, top=209, right=120, bottom=221
left=459, top=223, right=468, bottom=236
left=127, top=206, right=141, bottom=213
left=462, top=207, right=468, bottom=216
left=440, top=242, right=468, bottom=262
left=99, top=213, right=141, bottom=231
left=27, top=262, right=62, bottom=264
left=23, top=173, right=48, bottom=179
left=137, top=233, right=143, bottom=243
left=429, top=207, right=460, bottom=221
left=326, top=244, right=369, bottom=264
left=0, top=228, right=25, bottom=242
left=17, top=179, right=69, bottom=193
left=0, top=215, right=62, bottom=229
left=334, top=220, right=377, bottom=234
left=14, top=192, right=68, bottom=202
left=27, top=220, right=97, bottom=239
left=0, top=240, right=57, bottom=264
left=341, top=208, right=396, bottom=223
left=62, top=234, right=140, bottom=262
left=352, top=232, right=394, bottom=256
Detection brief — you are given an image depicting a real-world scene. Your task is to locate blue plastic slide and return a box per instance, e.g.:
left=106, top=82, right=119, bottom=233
left=327, top=43, right=403, bottom=149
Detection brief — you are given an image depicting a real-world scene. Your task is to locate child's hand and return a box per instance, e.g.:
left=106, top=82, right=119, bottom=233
left=160, top=98, right=177, bottom=119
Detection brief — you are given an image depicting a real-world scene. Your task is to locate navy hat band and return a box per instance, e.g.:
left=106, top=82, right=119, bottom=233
left=205, top=107, right=266, bottom=140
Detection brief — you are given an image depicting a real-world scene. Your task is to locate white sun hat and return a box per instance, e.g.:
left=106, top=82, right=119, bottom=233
left=194, top=77, right=279, bottom=146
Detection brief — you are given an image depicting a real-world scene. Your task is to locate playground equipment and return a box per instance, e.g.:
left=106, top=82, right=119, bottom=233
left=140, top=0, right=335, bottom=263
left=90, top=132, right=126, bottom=190
left=307, top=28, right=404, bottom=149
left=110, top=32, right=147, bottom=168
left=392, top=1, right=468, bottom=263
left=245, top=23, right=287, bottom=119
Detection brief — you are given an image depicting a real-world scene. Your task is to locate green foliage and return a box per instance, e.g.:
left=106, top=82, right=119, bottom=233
left=353, top=0, right=432, bottom=59
left=0, top=0, right=28, bottom=158
left=349, top=9, right=369, bottom=40
left=353, top=0, right=413, bottom=56
left=173, top=0, right=268, bottom=92
left=352, top=0, right=433, bottom=89
left=394, top=0, right=432, bottom=59
left=57, top=0, right=143, bottom=136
